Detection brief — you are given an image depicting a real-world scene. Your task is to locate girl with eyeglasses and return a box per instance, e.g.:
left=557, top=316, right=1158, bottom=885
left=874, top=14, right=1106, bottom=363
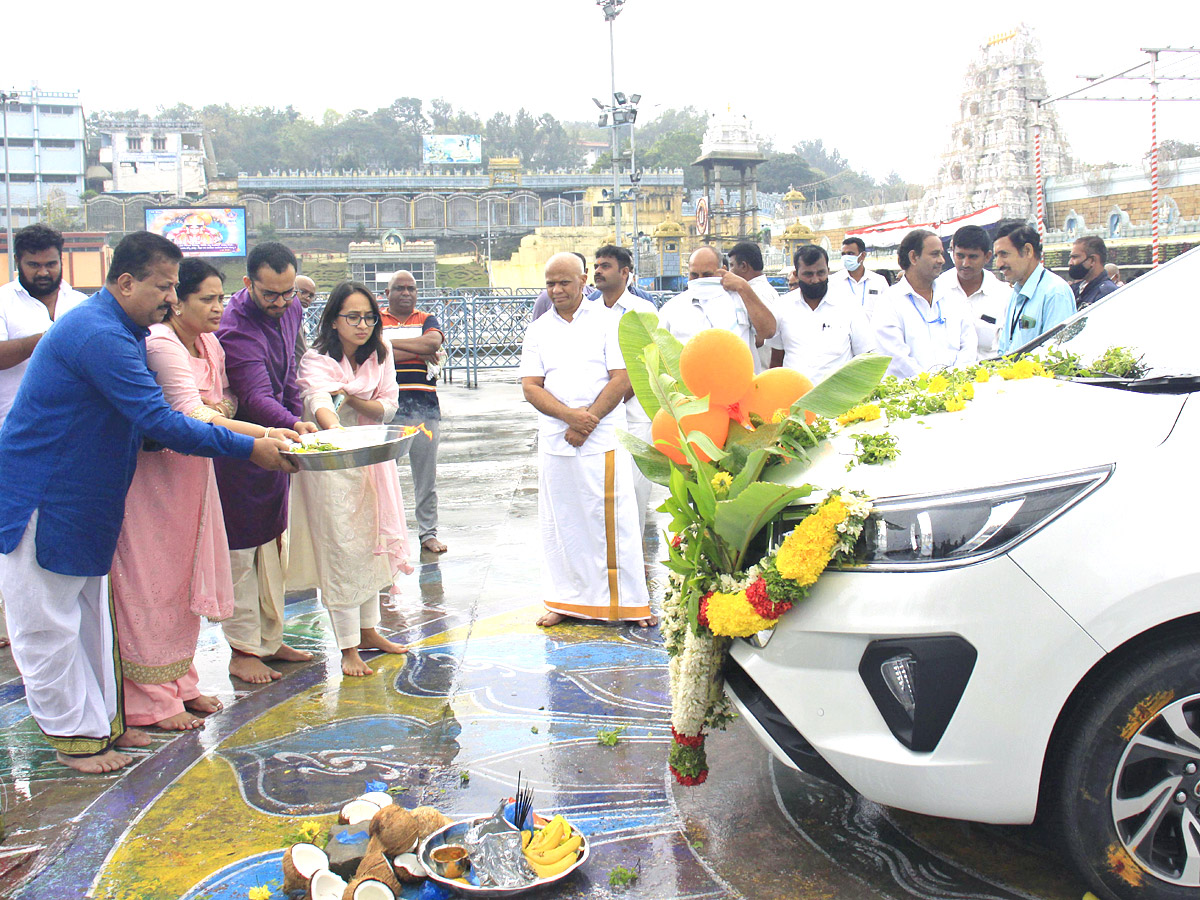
left=289, top=281, right=412, bottom=676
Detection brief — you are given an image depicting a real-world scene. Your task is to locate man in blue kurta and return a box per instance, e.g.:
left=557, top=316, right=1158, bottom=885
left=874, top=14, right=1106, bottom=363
left=214, top=242, right=318, bottom=684
left=0, top=232, right=297, bottom=774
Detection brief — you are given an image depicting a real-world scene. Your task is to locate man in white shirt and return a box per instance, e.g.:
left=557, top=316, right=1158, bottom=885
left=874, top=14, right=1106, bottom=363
left=727, top=241, right=780, bottom=372
left=657, top=245, right=775, bottom=355
left=592, top=243, right=659, bottom=533
left=934, top=224, right=1008, bottom=356
left=520, top=253, right=654, bottom=629
left=0, top=224, right=90, bottom=425
left=874, top=229, right=977, bottom=379
left=829, top=236, right=890, bottom=319
left=768, top=245, right=877, bottom=384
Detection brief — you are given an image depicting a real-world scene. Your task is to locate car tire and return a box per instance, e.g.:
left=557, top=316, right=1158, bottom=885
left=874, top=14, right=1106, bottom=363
left=1048, top=631, right=1200, bottom=900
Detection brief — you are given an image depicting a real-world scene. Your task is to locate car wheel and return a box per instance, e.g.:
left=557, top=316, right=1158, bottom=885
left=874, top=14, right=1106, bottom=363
left=1049, top=633, right=1200, bottom=900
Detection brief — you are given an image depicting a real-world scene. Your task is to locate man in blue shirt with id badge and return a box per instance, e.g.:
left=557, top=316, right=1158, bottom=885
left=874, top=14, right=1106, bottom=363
left=993, top=221, right=1076, bottom=355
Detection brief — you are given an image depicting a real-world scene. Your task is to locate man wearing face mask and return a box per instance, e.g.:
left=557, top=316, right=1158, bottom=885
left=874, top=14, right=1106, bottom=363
left=874, top=229, right=976, bottom=379
left=767, top=245, right=876, bottom=384
left=830, top=237, right=889, bottom=320
left=657, top=245, right=775, bottom=355
left=1068, top=236, right=1118, bottom=310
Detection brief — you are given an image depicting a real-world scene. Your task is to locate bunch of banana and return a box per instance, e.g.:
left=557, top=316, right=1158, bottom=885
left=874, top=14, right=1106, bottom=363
left=520, top=814, right=583, bottom=878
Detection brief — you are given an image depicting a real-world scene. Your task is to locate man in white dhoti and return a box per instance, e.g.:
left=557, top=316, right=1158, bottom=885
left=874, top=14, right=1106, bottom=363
left=520, top=253, right=655, bottom=628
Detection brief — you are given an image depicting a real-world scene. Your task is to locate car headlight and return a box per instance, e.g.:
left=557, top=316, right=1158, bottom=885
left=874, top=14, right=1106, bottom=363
left=840, top=465, right=1112, bottom=571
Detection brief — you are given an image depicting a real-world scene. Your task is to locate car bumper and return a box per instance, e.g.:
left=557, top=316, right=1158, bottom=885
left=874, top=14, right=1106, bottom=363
left=726, top=554, right=1105, bottom=824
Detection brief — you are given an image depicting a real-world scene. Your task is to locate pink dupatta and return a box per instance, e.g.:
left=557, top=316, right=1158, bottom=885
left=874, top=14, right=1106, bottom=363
left=296, top=346, right=413, bottom=577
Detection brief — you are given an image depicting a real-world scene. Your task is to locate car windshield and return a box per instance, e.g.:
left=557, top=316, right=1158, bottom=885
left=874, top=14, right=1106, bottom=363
left=1019, top=245, right=1200, bottom=385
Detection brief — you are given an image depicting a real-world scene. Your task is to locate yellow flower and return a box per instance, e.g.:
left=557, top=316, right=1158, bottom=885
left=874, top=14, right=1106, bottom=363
left=837, top=404, right=881, bottom=426
left=775, top=497, right=848, bottom=587
left=999, top=359, right=1050, bottom=381
left=299, top=820, right=322, bottom=840
left=770, top=408, right=788, bottom=424
left=705, top=590, right=776, bottom=637
left=248, top=887, right=271, bottom=900
left=710, top=471, right=733, bottom=498
left=927, top=375, right=949, bottom=394
left=960, top=382, right=975, bottom=400
left=975, top=368, right=991, bottom=383
left=943, top=396, right=966, bottom=412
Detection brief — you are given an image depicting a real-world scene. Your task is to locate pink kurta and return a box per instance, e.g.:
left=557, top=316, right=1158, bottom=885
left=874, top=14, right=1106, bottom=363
left=111, top=325, right=237, bottom=726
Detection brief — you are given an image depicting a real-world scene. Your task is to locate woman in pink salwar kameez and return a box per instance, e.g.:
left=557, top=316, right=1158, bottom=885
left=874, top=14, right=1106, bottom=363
left=111, top=260, right=298, bottom=730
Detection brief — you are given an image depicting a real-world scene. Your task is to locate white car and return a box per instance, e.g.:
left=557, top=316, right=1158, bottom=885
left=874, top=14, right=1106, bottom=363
left=726, top=247, right=1200, bottom=900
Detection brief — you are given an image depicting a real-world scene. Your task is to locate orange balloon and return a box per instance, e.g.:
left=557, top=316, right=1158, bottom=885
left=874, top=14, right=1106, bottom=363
left=738, top=368, right=815, bottom=424
left=651, top=406, right=730, bottom=465
left=678, top=329, right=754, bottom=407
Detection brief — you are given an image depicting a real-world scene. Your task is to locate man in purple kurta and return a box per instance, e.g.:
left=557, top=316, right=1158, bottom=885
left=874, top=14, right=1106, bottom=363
left=214, top=243, right=319, bottom=683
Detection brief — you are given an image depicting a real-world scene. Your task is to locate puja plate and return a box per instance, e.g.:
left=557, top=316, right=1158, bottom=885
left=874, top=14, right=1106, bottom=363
left=417, top=814, right=588, bottom=897
left=281, top=424, right=419, bottom=471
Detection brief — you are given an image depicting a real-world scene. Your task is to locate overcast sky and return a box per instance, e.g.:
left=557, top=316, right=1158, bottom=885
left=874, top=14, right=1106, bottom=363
left=10, top=1, right=1199, bottom=184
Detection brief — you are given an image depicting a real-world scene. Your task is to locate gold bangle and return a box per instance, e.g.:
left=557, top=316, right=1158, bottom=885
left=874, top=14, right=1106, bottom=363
left=264, top=427, right=272, bottom=439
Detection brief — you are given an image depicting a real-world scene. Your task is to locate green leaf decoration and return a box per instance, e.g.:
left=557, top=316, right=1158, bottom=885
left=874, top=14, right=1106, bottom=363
left=681, top=429, right=727, bottom=463
left=713, top=481, right=812, bottom=569
left=795, top=354, right=890, bottom=417
left=727, top=447, right=769, bottom=499
left=618, top=312, right=684, bottom=419
left=616, top=430, right=673, bottom=486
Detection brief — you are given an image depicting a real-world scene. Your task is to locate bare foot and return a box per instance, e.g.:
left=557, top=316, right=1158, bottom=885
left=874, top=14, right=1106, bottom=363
left=114, top=728, right=153, bottom=748
left=229, top=653, right=282, bottom=683
left=536, top=611, right=566, bottom=627
left=341, top=649, right=373, bottom=677
left=57, top=749, right=133, bottom=773
left=422, top=537, right=448, bottom=553
left=635, top=615, right=659, bottom=627
left=359, top=628, right=407, bottom=654
left=269, top=642, right=314, bottom=663
left=155, top=711, right=204, bottom=731
left=184, top=694, right=223, bottom=715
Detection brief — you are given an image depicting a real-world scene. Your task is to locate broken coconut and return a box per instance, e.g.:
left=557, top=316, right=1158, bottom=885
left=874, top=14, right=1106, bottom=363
left=339, top=797, right=383, bottom=826
left=411, top=805, right=453, bottom=839
left=368, top=804, right=419, bottom=856
left=352, top=846, right=402, bottom=895
left=392, top=852, right=426, bottom=883
left=358, top=791, right=394, bottom=809
left=345, top=876, right=396, bottom=900
left=307, top=867, right=348, bottom=900
left=282, top=842, right=330, bottom=894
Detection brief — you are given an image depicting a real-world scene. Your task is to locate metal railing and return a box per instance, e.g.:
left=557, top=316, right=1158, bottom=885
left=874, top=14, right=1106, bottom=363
left=304, top=291, right=677, bottom=388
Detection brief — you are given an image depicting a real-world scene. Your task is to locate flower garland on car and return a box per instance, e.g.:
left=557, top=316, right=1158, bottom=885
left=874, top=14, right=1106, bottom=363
left=662, top=491, right=871, bottom=784
left=614, top=313, right=890, bottom=786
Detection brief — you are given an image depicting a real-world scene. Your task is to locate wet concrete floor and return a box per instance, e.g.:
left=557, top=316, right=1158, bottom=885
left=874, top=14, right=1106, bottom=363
left=0, top=375, right=1092, bottom=900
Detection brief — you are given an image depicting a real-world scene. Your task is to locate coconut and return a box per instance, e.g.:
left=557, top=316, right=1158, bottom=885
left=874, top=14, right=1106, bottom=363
left=368, top=804, right=419, bottom=855
left=282, top=842, right=329, bottom=893
left=307, top=867, right=348, bottom=900
left=358, top=791, right=394, bottom=809
left=411, top=806, right=453, bottom=839
left=352, top=846, right=402, bottom=894
left=339, top=798, right=382, bottom=826
left=392, top=852, right=426, bottom=883
left=344, top=876, right=396, bottom=900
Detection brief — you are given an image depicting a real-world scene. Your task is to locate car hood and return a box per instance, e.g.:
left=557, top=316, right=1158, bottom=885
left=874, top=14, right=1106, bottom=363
left=770, top=377, right=1187, bottom=499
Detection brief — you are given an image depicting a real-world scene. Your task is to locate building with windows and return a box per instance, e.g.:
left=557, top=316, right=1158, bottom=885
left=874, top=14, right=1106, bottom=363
left=95, top=120, right=211, bottom=196
left=348, top=235, right=437, bottom=296
left=0, top=87, right=87, bottom=228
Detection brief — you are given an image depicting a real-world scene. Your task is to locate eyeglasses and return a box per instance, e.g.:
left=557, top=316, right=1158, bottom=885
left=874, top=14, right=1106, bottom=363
left=297, top=290, right=317, bottom=299
left=338, top=312, right=379, bottom=326
left=252, top=283, right=297, bottom=304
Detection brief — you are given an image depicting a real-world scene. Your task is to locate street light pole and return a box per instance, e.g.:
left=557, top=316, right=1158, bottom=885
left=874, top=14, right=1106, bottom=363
left=597, top=0, right=625, bottom=246
left=1, top=92, right=15, bottom=283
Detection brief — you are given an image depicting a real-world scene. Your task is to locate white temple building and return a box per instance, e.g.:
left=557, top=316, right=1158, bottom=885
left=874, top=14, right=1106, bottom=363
left=921, top=25, right=1073, bottom=222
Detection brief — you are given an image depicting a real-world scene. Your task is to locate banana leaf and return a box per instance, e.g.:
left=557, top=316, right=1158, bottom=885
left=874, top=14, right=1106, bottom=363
left=617, top=430, right=673, bottom=486
left=795, top=353, right=890, bottom=417
left=618, top=312, right=684, bottom=419
left=713, top=481, right=812, bottom=570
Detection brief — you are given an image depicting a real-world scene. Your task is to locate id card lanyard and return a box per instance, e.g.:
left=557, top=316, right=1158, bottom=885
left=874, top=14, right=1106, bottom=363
left=1008, top=268, right=1046, bottom=342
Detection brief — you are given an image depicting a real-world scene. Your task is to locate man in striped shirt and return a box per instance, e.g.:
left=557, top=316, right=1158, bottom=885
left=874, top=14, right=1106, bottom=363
left=381, top=270, right=447, bottom=554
